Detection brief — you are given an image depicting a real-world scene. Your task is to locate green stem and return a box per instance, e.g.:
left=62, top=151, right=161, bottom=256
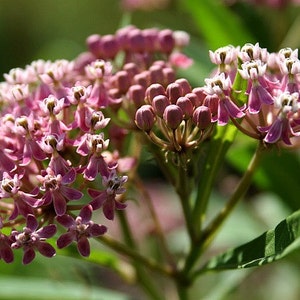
left=176, top=156, right=195, bottom=243
left=184, top=142, right=265, bottom=274
left=116, top=211, right=166, bottom=300
left=192, top=125, right=237, bottom=238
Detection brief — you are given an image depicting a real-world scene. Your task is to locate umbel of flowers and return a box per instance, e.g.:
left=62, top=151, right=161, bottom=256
left=1, top=24, right=300, bottom=267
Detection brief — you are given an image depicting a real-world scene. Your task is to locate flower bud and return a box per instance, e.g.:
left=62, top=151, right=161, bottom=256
left=115, top=70, right=130, bottom=94
left=145, top=83, right=165, bottom=104
left=127, top=84, right=145, bottom=108
left=152, top=95, right=169, bottom=118
left=133, top=71, right=150, bottom=89
left=149, top=65, right=164, bottom=84
left=176, top=96, right=193, bottom=119
left=163, top=104, right=183, bottom=130
left=192, top=106, right=212, bottom=129
left=86, top=34, right=102, bottom=56
left=101, top=34, right=119, bottom=59
left=128, top=28, right=146, bottom=53
left=158, top=29, right=175, bottom=54
left=175, top=78, right=192, bottom=95
left=163, top=67, right=176, bottom=85
left=142, top=28, right=159, bottom=52
left=166, top=82, right=182, bottom=104
left=135, top=105, right=156, bottom=132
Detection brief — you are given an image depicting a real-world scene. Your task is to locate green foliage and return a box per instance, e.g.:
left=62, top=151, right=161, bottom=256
left=180, top=0, right=254, bottom=49
left=201, top=209, right=300, bottom=271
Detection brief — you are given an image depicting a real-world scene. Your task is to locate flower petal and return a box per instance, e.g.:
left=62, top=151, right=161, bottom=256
left=53, top=191, right=67, bottom=216
left=79, top=205, right=92, bottom=223
left=26, top=214, right=38, bottom=231
left=57, top=232, right=75, bottom=249
left=89, top=224, right=107, bottom=237
left=56, top=214, right=75, bottom=228
left=77, top=236, right=90, bottom=257
left=23, top=248, right=35, bottom=264
left=37, top=224, right=57, bottom=239
left=37, top=242, right=56, bottom=258
left=61, top=186, right=83, bottom=201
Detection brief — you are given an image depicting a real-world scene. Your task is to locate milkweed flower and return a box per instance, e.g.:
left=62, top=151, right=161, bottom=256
left=56, top=205, right=107, bottom=257
left=11, top=214, right=56, bottom=264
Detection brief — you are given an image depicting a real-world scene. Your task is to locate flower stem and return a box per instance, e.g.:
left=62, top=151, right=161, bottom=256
left=184, top=141, right=265, bottom=273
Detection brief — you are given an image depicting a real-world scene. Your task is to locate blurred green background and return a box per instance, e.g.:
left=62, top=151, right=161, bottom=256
left=1, top=0, right=300, bottom=299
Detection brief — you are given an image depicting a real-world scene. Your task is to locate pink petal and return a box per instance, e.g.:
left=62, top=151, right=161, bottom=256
left=103, top=199, right=115, bottom=220
left=0, top=246, right=14, bottom=263
left=218, top=101, right=230, bottom=126
left=26, top=215, right=38, bottom=231
left=37, top=224, right=57, bottom=239
left=89, top=224, right=107, bottom=237
left=53, top=191, right=67, bottom=216
left=36, top=242, right=56, bottom=258
left=57, top=232, right=75, bottom=249
left=264, top=119, right=282, bottom=143
left=79, top=205, right=92, bottom=223
left=56, top=214, right=75, bottom=228
left=77, top=236, right=90, bottom=257
left=23, top=248, right=36, bottom=264
left=61, top=186, right=83, bottom=201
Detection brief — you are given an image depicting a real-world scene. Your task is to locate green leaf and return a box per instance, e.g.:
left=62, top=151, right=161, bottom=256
left=230, top=59, right=248, bottom=105
left=201, top=209, right=300, bottom=271
left=180, top=0, right=254, bottom=49
left=0, top=276, right=130, bottom=300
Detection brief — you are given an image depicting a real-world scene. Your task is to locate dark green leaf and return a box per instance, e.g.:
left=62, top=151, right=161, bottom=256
left=201, top=209, right=300, bottom=271
left=180, top=0, right=254, bottom=49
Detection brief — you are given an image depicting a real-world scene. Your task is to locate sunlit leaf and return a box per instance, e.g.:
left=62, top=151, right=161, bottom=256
left=201, top=209, right=300, bottom=271
left=180, top=0, right=254, bottom=49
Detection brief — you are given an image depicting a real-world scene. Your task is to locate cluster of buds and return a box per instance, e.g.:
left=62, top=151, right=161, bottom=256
left=135, top=79, right=213, bottom=160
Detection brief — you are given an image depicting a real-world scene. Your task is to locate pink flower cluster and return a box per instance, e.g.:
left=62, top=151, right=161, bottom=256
left=1, top=24, right=300, bottom=264
left=0, top=25, right=190, bottom=264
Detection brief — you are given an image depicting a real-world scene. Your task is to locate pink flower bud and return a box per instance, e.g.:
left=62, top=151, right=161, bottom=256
left=175, top=78, right=192, bottom=94
left=133, top=71, right=150, bottom=89
left=135, top=105, right=156, bottom=132
left=158, top=29, right=175, bottom=54
left=163, top=67, right=176, bottom=85
left=145, top=83, right=165, bottom=103
left=128, top=28, right=146, bottom=52
left=142, top=28, right=159, bottom=52
left=115, top=70, right=130, bottom=94
left=149, top=65, right=164, bottom=84
left=127, top=84, right=145, bottom=108
left=152, top=95, right=169, bottom=117
left=166, top=82, right=182, bottom=104
left=192, top=106, right=212, bottom=129
left=101, top=35, right=119, bottom=59
left=176, top=96, right=193, bottom=119
left=163, top=104, right=183, bottom=129
left=86, top=34, right=102, bottom=56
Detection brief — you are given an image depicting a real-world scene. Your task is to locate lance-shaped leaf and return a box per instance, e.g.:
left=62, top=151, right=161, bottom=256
left=200, top=209, right=300, bottom=272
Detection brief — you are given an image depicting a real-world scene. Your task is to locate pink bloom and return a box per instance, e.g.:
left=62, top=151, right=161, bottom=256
left=0, top=173, right=43, bottom=220
left=56, top=205, right=107, bottom=257
left=88, top=170, right=127, bottom=220
left=37, top=168, right=83, bottom=216
left=169, top=53, right=193, bottom=69
left=11, top=214, right=56, bottom=264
